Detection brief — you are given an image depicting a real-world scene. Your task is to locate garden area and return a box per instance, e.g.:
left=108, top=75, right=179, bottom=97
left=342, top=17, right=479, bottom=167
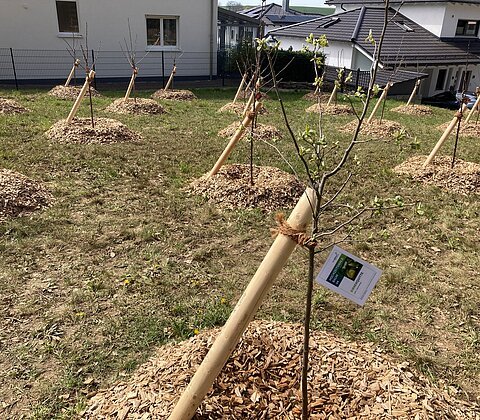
left=0, top=85, right=479, bottom=419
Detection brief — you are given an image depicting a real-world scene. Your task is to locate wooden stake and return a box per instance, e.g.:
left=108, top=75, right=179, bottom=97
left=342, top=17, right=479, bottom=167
left=423, top=104, right=468, bottom=167
left=242, top=90, right=255, bottom=118
left=463, top=87, right=480, bottom=125
left=164, top=64, right=177, bottom=91
left=64, top=59, right=80, bottom=87
left=66, top=70, right=95, bottom=124
left=208, top=101, right=262, bottom=178
left=367, top=82, right=392, bottom=124
left=232, top=73, right=247, bottom=104
left=326, top=84, right=337, bottom=106
left=168, top=188, right=316, bottom=420
left=124, top=67, right=138, bottom=102
left=406, top=79, right=421, bottom=107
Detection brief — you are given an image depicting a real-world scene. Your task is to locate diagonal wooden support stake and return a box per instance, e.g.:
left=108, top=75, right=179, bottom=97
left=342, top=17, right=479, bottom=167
left=232, top=73, right=247, bottom=104
left=406, top=79, right=421, bottom=107
left=208, top=101, right=263, bottom=178
left=66, top=70, right=95, bottom=124
left=367, top=82, right=392, bottom=124
left=423, top=103, right=468, bottom=167
left=65, top=59, right=80, bottom=87
left=164, top=64, right=177, bottom=91
left=463, top=87, right=480, bottom=126
left=124, top=67, right=139, bottom=102
left=168, top=188, right=316, bottom=420
left=326, top=84, right=337, bottom=106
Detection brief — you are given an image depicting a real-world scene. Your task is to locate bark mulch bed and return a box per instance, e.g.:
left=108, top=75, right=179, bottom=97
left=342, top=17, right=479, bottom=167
left=394, top=155, right=480, bottom=195
left=188, top=164, right=303, bottom=212
left=217, top=102, right=268, bottom=116
left=302, top=92, right=331, bottom=102
left=0, top=169, right=53, bottom=221
left=0, top=98, right=29, bottom=115
left=437, top=121, right=480, bottom=137
left=235, top=91, right=270, bottom=101
left=391, top=105, right=433, bottom=116
left=83, top=320, right=480, bottom=419
left=341, top=119, right=404, bottom=140
left=218, top=122, right=281, bottom=142
left=47, top=85, right=101, bottom=100
left=306, top=103, right=354, bottom=116
left=152, top=89, right=197, bottom=101
left=105, top=98, right=166, bottom=115
left=45, top=117, right=142, bottom=144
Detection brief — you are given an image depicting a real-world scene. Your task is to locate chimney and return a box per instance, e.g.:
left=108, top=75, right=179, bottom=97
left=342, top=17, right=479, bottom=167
left=282, top=0, right=290, bottom=12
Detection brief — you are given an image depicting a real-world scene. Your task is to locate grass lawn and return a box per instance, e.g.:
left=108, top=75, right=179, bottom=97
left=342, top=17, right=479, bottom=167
left=0, top=87, right=479, bottom=418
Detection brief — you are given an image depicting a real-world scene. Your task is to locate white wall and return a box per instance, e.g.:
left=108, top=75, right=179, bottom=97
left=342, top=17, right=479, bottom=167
left=0, top=0, right=218, bottom=79
left=442, top=3, right=480, bottom=37
left=391, top=4, right=446, bottom=37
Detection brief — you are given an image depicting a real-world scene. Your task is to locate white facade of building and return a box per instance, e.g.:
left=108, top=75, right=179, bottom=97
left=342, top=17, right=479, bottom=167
left=0, top=0, right=218, bottom=80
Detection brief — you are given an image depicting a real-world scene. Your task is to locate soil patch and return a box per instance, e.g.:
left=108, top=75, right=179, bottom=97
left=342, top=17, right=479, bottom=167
left=217, top=102, right=268, bottom=116
left=47, top=85, right=101, bottom=100
left=105, top=98, right=166, bottom=115
left=391, top=105, right=433, bottom=116
left=83, top=320, right=480, bottom=419
left=218, top=122, right=281, bottom=142
left=188, top=164, right=303, bottom=212
left=45, top=117, right=142, bottom=144
left=394, top=155, right=480, bottom=195
left=302, top=92, right=331, bottom=102
left=0, top=98, right=29, bottom=115
left=152, top=89, right=197, bottom=101
left=438, top=121, right=480, bottom=137
left=0, top=169, right=53, bottom=220
left=341, top=119, right=404, bottom=139
left=306, top=103, right=354, bottom=115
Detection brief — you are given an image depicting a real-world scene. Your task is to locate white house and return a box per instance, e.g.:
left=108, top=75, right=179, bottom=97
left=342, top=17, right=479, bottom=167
left=270, top=1, right=480, bottom=97
left=0, top=0, right=218, bottom=81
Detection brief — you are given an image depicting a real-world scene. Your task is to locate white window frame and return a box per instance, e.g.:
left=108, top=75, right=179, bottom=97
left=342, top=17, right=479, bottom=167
left=55, top=0, right=82, bottom=37
left=145, top=15, right=180, bottom=51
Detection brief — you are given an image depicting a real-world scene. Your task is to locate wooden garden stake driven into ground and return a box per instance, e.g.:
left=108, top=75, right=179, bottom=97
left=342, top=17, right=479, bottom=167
left=168, top=188, right=316, bottom=420
left=232, top=72, right=247, bottom=104
left=406, top=79, right=421, bottom=107
left=367, top=81, right=393, bottom=124
left=463, top=86, right=480, bottom=125
left=66, top=69, right=95, bottom=124
left=164, top=64, right=176, bottom=91
left=326, top=83, right=338, bottom=106
left=64, top=59, right=80, bottom=87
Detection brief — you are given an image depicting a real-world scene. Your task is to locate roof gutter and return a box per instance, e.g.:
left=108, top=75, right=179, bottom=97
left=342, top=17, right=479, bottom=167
left=351, top=6, right=366, bottom=41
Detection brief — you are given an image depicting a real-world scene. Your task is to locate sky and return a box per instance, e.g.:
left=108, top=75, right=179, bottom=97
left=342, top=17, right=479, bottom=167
left=218, top=1, right=329, bottom=6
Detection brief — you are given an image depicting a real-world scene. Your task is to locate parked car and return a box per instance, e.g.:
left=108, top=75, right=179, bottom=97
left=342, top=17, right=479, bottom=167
left=455, top=91, right=478, bottom=109
left=421, top=91, right=461, bottom=110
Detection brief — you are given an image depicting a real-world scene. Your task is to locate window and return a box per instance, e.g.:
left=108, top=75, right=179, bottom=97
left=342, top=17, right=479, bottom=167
left=146, top=17, right=178, bottom=47
left=394, top=20, right=414, bottom=32
left=436, top=69, right=447, bottom=90
left=56, top=1, right=79, bottom=33
left=455, top=20, right=480, bottom=36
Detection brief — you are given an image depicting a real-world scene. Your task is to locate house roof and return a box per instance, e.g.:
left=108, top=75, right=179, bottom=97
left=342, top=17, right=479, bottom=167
left=270, top=7, right=480, bottom=66
left=218, top=7, right=261, bottom=26
left=242, top=3, right=321, bottom=26
left=326, top=0, right=480, bottom=5
left=441, top=37, right=480, bottom=57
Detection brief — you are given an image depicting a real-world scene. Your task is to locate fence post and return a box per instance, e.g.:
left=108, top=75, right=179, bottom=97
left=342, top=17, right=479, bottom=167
left=9, top=48, right=18, bottom=90
left=91, top=49, right=97, bottom=89
left=161, top=51, right=165, bottom=88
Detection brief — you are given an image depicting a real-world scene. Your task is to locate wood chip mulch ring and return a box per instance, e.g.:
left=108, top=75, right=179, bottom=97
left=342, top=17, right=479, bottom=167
left=394, top=154, right=480, bottom=195
left=437, top=121, right=480, bottom=137
left=0, top=98, right=29, bottom=115
left=235, top=91, right=270, bottom=101
left=45, top=117, right=142, bottom=144
left=0, top=169, right=53, bottom=221
left=151, top=89, right=197, bottom=101
left=47, top=85, right=101, bottom=100
left=341, top=119, right=404, bottom=139
left=306, top=103, right=354, bottom=116
left=302, top=92, right=331, bottom=102
left=391, top=104, right=433, bottom=116
left=83, top=320, right=480, bottom=419
left=217, top=102, right=268, bottom=116
left=105, top=98, right=166, bottom=115
left=188, top=164, right=303, bottom=212
left=218, top=122, right=281, bottom=142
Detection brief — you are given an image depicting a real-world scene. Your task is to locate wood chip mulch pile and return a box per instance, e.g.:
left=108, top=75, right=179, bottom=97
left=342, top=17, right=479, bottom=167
left=47, top=85, right=101, bottom=100
left=45, top=117, right=142, bottom=144
left=0, top=169, right=53, bottom=220
left=0, top=98, right=29, bottom=115
left=437, top=121, right=480, bottom=138
left=83, top=320, right=480, bottom=419
left=306, top=103, right=354, bottom=116
left=188, top=164, right=303, bottom=212
left=218, top=122, right=281, bottom=142
left=394, top=155, right=480, bottom=195
left=302, top=92, right=331, bottom=102
left=105, top=98, right=166, bottom=115
left=151, top=89, right=197, bottom=101
left=235, top=91, right=270, bottom=101
left=341, top=119, right=404, bottom=140
left=391, top=105, right=433, bottom=116
left=217, top=102, right=268, bottom=116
